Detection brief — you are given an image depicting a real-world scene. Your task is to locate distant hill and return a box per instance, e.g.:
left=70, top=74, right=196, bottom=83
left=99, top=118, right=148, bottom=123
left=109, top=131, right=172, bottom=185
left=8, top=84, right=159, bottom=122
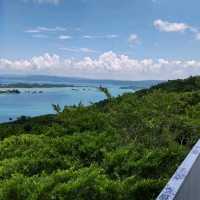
left=136, top=76, right=200, bottom=95
left=0, top=74, right=162, bottom=89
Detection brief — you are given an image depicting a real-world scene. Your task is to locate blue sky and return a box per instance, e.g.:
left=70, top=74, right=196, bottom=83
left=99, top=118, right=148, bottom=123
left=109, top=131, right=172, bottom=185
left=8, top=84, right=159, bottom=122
left=1, top=0, right=200, bottom=80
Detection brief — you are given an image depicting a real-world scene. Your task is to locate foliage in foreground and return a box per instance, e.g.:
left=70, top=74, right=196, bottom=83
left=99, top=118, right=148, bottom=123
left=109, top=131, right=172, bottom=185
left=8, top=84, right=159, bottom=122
left=0, top=76, right=200, bottom=199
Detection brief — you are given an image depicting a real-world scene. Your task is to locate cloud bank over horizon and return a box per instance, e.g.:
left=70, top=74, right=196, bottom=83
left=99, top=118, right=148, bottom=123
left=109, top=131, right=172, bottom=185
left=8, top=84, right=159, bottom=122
left=1, top=52, right=200, bottom=80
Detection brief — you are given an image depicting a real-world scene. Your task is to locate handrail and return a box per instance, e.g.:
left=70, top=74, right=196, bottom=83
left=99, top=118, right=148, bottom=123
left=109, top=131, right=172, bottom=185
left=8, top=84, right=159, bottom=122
left=156, top=139, right=200, bottom=200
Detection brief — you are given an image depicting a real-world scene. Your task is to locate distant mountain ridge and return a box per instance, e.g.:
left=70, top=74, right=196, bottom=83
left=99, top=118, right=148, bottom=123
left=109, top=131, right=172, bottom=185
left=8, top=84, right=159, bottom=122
left=0, top=74, right=162, bottom=89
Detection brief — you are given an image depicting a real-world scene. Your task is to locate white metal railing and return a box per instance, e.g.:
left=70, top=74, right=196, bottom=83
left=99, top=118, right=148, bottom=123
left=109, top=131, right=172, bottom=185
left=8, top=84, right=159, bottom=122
left=156, top=139, right=200, bottom=200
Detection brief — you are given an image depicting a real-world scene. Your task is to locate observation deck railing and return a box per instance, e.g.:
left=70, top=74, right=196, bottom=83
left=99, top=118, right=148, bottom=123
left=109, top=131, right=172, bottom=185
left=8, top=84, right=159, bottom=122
left=156, top=139, right=200, bottom=200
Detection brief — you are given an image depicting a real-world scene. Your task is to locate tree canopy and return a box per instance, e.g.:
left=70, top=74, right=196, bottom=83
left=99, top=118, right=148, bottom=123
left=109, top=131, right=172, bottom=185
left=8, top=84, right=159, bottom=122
left=0, top=76, right=200, bottom=200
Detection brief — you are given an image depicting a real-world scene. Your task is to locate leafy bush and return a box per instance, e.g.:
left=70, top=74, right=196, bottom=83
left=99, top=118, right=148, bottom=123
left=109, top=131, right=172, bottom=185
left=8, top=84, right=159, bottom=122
left=0, top=76, right=200, bottom=199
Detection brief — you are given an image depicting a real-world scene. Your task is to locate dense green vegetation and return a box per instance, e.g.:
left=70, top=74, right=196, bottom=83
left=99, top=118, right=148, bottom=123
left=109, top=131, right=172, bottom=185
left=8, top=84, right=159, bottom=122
left=137, top=76, right=200, bottom=94
left=0, top=76, right=200, bottom=200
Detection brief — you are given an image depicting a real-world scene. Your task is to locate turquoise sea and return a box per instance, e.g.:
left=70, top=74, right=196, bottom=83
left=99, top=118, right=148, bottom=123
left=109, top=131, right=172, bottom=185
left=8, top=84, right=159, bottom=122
left=0, top=75, right=161, bottom=123
left=0, top=86, right=132, bottom=123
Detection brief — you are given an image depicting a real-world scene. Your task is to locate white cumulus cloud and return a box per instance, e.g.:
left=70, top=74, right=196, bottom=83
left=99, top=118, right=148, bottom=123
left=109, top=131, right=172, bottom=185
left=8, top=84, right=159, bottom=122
left=153, top=19, right=200, bottom=40
left=58, top=35, right=72, bottom=40
left=25, top=26, right=66, bottom=33
left=128, top=34, right=140, bottom=46
left=23, top=0, right=62, bottom=5
left=60, top=47, right=97, bottom=53
left=1, top=52, right=200, bottom=80
left=82, top=34, right=119, bottom=39
left=153, top=19, right=189, bottom=32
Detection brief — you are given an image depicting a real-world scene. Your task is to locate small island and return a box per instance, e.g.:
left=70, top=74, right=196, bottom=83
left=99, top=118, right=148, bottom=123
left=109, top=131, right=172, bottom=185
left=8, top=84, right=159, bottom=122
left=0, top=89, right=21, bottom=94
left=0, top=83, right=87, bottom=95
